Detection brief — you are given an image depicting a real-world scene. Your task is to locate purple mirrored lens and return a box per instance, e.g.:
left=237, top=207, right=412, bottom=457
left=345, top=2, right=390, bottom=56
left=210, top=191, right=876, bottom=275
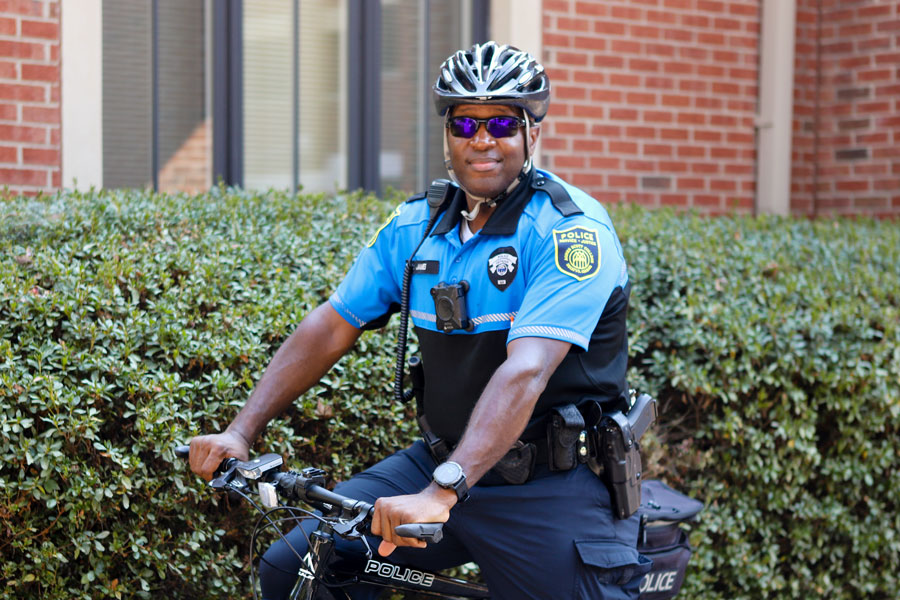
left=485, top=117, right=521, bottom=138
left=448, top=117, right=479, bottom=138
left=448, top=116, right=522, bottom=138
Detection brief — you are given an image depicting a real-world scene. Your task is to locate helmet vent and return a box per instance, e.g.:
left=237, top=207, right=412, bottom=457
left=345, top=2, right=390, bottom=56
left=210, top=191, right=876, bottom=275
left=432, top=41, right=551, bottom=122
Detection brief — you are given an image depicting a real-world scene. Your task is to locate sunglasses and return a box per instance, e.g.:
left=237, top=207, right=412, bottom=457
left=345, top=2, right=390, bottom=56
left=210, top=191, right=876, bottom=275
left=446, top=115, right=527, bottom=139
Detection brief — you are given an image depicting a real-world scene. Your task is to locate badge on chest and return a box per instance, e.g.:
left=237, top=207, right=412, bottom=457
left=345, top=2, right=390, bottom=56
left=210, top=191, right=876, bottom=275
left=487, top=247, right=518, bottom=291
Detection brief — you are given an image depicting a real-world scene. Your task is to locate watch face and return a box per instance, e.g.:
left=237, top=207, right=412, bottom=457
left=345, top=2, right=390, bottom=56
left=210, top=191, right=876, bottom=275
left=434, top=462, right=463, bottom=487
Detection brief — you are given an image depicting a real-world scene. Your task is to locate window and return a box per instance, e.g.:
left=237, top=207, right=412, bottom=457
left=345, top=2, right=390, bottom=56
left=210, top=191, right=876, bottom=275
left=380, top=0, right=476, bottom=194
left=98, top=1, right=485, bottom=195
left=102, top=0, right=210, bottom=192
left=243, top=0, right=348, bottom=193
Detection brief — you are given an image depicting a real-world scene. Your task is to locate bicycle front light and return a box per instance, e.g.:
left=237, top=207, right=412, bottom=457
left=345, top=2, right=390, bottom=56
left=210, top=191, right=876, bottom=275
left=236, top=454, right=284, bottom=479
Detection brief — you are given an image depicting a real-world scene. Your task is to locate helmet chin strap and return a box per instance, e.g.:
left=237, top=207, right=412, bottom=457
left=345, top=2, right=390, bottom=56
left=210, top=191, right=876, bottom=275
left=443, top=112, right=534, bottom=222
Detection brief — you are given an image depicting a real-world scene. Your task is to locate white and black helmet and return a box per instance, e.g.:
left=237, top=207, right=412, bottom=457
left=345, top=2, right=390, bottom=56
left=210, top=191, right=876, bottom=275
left=433, top=41, right=550, bottom=122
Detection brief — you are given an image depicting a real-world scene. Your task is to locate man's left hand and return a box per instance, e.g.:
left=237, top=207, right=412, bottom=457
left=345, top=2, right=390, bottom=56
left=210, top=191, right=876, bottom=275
left=371, top=484, right=458, bottom=556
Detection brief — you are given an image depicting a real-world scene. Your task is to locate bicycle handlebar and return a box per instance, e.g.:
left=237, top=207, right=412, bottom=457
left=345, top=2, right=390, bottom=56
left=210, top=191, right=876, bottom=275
left=174, top=445, right=444, bottom=543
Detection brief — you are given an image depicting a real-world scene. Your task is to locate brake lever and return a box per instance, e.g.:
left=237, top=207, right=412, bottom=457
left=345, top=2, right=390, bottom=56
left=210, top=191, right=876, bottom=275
left=332, top=510, right=370, bottom=540
left=209, top=458, right=239, bottom=489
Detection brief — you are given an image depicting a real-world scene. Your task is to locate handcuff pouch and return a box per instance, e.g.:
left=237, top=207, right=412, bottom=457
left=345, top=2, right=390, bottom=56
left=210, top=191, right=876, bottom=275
left=489, top=441, right=536, bottom=485
left=547, top=403, right=585, bottom=471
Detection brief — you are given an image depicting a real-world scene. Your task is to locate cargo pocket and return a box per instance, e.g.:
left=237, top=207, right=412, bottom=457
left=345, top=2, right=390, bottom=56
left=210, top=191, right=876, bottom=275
left=574, top=540, right=653, bottom=597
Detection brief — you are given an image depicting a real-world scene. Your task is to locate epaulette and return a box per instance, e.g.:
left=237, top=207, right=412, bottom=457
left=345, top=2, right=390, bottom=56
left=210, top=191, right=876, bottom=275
left=531, top=175, right=582, bottom=217
left=405, top=192, right=427, bottom=203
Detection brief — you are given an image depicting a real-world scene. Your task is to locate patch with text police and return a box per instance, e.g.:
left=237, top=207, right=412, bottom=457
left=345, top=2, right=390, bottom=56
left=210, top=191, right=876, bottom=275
left=553, top=226, right=601, bottom=281
left=487, top=247, right=519, bottom=291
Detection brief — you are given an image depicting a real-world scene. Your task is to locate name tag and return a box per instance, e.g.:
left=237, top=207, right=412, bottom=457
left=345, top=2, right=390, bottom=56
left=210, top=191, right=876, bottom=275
left=411, top=260, right=439, bottom=275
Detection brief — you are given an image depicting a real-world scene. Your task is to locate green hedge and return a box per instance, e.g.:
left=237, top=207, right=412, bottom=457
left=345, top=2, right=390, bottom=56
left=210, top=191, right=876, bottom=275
left=1, top=188, right=897, bottom=599
left=624, top=212, right=900, bottom=599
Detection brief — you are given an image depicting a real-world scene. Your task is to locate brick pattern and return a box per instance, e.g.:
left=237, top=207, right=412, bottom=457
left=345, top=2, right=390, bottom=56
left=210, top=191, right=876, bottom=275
left=541, top=0, right=760, bottom=214
left=0, top=0, right=59, bottom=197
left=158, top=119, right=212, bottom=194
left=0, top=0, right=894, bottom=216
left=792, top=0, right=900, bottom=217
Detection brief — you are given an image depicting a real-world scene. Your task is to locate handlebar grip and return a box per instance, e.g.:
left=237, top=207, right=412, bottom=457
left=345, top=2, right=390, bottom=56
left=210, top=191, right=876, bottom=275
left=394, top=523, right=444, bottom=544
left=172, top=444, right=235, bottom=478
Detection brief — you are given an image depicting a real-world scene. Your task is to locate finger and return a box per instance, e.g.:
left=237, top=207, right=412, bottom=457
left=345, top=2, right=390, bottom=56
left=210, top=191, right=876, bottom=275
left=379, top=506, right=395, bottom=547
left=393, top=536, right=427, bottom=549
left=370, top=501, right=383, bottom=536
left=194, top=440, right=222, bottom=481
left=188, top=437, right=207, bottom=477
left=201, top=451, right=224, bottom=482
left=378, top=540, right=396, bottom=557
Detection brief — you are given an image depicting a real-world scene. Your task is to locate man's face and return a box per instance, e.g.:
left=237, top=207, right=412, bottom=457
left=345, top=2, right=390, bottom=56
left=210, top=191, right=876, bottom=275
left=447, top=104, right=539, bottom=200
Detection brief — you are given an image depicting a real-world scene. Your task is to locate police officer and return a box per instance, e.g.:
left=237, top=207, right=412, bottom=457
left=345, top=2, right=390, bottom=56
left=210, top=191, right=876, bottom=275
left=189, top=42, right=650, bottom=599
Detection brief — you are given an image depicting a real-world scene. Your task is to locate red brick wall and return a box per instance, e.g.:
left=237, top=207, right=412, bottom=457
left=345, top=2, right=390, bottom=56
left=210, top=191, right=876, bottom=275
left=0, top=0, right=60, bottom=197
left=792, top=0, right=819, bottom=215
left=540, top=0, right=760, bottom=214
left=792, top=0, right=900, bottom=217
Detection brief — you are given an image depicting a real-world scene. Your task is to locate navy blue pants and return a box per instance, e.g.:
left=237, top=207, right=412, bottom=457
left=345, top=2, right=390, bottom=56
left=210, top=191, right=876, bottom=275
left=260, top=440, right=650, bottom=599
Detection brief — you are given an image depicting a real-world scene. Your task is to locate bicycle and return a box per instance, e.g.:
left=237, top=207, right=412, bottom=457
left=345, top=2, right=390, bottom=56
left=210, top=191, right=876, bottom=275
left=175, top=445, right=489, bottom=599
left=175, top=444, right=701, bottom=600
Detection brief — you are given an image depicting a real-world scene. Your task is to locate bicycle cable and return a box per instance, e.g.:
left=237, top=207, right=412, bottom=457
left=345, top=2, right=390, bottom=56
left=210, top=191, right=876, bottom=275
left=226, top=484, right=314, bottom=600
left=247, top=500, right=376, bottom=596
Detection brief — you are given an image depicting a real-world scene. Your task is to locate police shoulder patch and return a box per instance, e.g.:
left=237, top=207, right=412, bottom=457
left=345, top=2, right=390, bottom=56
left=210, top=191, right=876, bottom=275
left=553, top=226, right=601, bottom=281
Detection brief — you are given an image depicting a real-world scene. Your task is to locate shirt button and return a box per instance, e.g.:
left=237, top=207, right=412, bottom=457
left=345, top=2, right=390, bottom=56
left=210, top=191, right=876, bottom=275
left=455, top=258, right=461, bottom=263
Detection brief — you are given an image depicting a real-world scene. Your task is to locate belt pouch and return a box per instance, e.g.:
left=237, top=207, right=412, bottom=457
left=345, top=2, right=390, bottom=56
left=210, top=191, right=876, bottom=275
left=547, top=404, right=585, bottom=471
left=489, top=441, right=536, bottom=485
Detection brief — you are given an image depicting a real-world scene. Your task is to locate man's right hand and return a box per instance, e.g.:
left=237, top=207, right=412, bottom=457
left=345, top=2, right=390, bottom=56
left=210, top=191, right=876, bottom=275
left=188, top=430, right=251, bottom=481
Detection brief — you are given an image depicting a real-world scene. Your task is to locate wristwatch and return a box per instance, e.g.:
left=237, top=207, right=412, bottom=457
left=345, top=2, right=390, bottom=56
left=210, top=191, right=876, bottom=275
left=433, top=461, right=469, bottom=503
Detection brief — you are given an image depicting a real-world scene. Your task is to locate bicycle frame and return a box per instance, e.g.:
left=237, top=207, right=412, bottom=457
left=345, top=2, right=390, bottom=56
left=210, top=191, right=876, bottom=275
left=288, top=522, right=489, bottom=599
left=175, top=446, right=489, bottom=599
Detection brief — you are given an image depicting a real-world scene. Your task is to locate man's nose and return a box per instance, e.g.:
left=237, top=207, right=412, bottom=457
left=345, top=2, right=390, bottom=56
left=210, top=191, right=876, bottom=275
left=469, top=123, right=496, bottom=145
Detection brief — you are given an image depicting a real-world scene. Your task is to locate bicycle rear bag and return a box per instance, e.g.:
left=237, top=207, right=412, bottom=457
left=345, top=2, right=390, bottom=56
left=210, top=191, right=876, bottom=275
left=636, top=479, right=703, bottom=600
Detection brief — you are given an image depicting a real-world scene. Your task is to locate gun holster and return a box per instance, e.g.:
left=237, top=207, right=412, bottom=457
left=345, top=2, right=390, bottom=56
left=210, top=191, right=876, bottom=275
left=584, top=392, right=658, bottom=520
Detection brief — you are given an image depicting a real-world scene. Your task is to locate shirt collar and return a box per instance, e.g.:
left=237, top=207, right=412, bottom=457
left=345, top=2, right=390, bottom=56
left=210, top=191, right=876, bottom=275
left=431, top=168, right=537, bottom=237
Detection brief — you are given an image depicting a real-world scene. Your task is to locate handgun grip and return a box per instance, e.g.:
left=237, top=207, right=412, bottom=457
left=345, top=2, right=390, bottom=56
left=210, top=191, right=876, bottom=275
left=627, top=394, right=658, bottom=442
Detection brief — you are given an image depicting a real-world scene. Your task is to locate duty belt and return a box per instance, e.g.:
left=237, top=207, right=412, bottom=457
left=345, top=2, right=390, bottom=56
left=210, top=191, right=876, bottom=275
left=421, top=402, right=594, bottom=486
left=422, top=392, right=658, bottom=521
left=406, top=355, right=658, bottom=519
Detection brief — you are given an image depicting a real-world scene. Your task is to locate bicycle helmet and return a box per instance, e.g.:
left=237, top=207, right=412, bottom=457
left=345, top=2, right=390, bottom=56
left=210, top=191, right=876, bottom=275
left=433, top=41, right=550, bottom=122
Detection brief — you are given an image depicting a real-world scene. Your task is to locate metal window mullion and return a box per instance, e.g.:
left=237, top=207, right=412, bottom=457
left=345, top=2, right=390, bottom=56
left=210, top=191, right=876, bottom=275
left=212, top=0, right=243, bottom=187
left=229, top=0, right=243, bottom=186
left=292, top=0, right=300, bottom=194
left=417, top=0, right=430, bottom=192
left=471, top=0, right=489, bottom=44
left=151, top=0, right=159, bottom=190
left=204, top=0, right=213, bottom=187
left=347, top=0, right=362, bottom=191
left=364, top=0, right=381, bottom=194
left=347, top=0, right=381, bottom=194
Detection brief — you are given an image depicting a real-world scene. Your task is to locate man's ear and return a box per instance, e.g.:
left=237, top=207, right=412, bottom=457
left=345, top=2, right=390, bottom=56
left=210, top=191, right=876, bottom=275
left=528, top=123, right=541, bottom=157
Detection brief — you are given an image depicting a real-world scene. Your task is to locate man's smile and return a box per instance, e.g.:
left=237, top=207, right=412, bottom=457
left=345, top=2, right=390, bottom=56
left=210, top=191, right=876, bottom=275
left=468, top=157, right=501, bottom=172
